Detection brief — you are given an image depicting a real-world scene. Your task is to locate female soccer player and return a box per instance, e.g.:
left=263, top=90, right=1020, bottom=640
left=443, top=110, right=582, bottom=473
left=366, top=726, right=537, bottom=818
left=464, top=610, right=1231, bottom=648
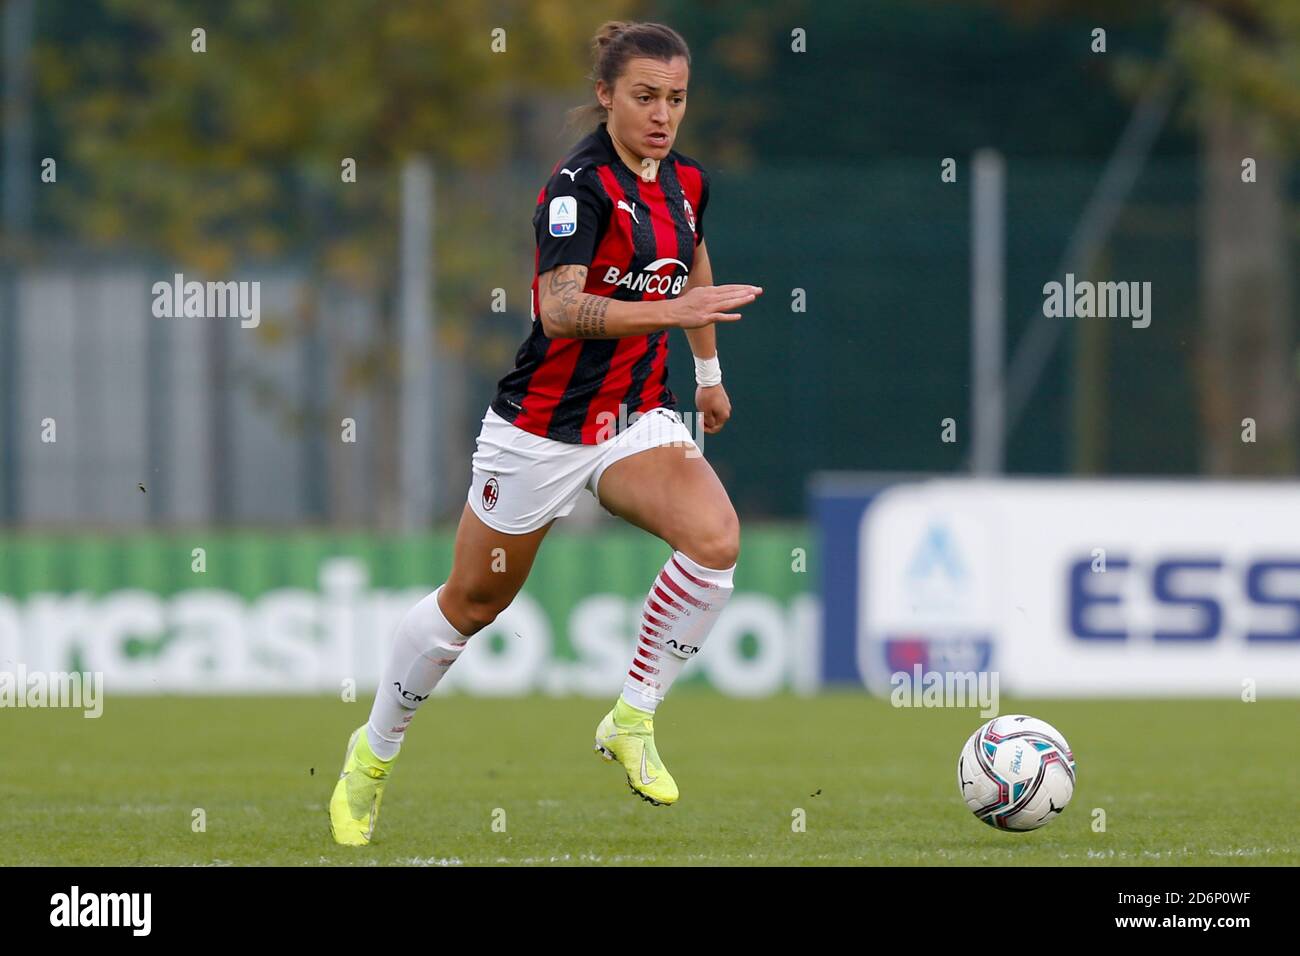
left=330, top=20, right=762, bottom=845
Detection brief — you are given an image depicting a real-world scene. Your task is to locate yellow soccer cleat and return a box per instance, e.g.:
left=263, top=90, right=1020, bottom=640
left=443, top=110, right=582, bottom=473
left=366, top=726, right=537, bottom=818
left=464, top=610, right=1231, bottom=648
left=329, top=725, right=397, bottom=846
left=594, top=697, right=679, bottom=806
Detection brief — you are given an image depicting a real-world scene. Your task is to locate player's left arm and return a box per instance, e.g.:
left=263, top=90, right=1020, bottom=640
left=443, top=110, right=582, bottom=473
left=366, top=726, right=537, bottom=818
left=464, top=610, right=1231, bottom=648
left=683, top=241, right=731, bottom=435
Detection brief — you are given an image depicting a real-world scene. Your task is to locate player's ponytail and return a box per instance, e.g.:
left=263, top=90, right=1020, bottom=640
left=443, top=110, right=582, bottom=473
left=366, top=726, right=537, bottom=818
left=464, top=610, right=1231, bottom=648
left=568, top=21, right=691, bottom=130
left=594, top=19, right=633, bottom=53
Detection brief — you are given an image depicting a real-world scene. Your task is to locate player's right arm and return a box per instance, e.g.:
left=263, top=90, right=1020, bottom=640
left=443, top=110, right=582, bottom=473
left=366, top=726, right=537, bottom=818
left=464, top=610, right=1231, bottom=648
left=537, top=265, right=761, bottom=339
left=534, top=165, right=758, bottom=340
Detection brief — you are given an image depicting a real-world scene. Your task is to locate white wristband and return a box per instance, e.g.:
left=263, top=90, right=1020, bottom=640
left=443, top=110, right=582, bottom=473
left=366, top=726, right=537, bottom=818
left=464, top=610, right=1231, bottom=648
left=694, top=354, right=722, bottom=387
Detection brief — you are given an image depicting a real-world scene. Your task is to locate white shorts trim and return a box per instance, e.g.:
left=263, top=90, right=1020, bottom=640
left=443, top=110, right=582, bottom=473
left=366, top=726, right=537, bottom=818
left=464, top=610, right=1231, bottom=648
left=466, top=405, right=699, bottom=534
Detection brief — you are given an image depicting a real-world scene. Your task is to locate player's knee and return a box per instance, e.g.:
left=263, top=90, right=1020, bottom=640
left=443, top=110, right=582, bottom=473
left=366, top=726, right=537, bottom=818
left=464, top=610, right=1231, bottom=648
left=681, top=509, right=740, bottom=570
left=461, top=597, right=505, bottom=634
left=442, top=581, right=511, bottom=635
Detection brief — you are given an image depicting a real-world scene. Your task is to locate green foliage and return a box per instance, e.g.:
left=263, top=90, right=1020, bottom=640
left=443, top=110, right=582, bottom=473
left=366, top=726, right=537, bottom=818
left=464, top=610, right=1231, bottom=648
left=38, top=0, right=632, bottom=270
left=969, top=0, right=1300, bottom=149
left=1170, top=0, right=1300, bottom=148
left=31, top=0, right=635, bottom=419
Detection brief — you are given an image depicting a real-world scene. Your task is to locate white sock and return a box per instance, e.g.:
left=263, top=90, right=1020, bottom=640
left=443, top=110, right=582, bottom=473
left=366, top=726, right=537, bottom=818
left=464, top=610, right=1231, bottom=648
left=366, top=585, right=469, bottom=760
left=621, top=551, right=735, bottom=713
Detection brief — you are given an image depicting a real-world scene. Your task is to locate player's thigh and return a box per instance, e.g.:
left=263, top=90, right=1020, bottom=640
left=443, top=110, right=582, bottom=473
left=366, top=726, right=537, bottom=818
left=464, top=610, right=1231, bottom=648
left=596, top=445, right=739, bottom=568
left=443, top=503, right=553, bottom=625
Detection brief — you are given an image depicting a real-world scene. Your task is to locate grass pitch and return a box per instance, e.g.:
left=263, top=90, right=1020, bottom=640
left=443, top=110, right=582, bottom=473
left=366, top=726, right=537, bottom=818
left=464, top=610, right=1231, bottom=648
left=4, top=693, right=1297, bottom=866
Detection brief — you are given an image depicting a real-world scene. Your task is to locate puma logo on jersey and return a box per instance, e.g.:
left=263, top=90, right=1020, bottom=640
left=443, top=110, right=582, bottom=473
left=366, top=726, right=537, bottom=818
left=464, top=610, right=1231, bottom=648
left=560, top=167, right=582, bottom=181
left=616, top=199, right=639, bottom=224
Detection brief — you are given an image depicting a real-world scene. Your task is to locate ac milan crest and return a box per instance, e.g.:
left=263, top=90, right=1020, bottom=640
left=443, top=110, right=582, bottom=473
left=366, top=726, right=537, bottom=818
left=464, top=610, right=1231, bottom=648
left=482, top=477, right=500, bottom=511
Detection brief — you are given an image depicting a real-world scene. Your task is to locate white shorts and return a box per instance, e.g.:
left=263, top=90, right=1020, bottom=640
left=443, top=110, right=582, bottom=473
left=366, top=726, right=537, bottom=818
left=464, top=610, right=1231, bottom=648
left=466, top=405, right=700, bottom=534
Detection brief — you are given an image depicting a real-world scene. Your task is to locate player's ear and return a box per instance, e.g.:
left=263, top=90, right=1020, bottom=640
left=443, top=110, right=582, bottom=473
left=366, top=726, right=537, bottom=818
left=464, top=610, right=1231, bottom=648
left=595, top=79, right=613, bottom=111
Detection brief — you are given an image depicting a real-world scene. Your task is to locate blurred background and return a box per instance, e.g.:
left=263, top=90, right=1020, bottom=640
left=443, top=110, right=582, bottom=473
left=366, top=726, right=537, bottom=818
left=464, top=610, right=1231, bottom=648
left=1, top=0, right=1298, bottom=699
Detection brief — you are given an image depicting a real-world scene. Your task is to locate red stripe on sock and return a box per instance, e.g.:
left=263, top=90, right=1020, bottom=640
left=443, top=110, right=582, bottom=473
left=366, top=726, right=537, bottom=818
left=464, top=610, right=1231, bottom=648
left=652, top=585, right=687, bottom=613
left=670, top=555, right=721, bottom=589
left=626, top=669, right=661, bottom=689
left=647, top=596, right=680, bottom=621
left=659, top=572, right=710, bottom=611
left=643, top=613, right=672, bottom=633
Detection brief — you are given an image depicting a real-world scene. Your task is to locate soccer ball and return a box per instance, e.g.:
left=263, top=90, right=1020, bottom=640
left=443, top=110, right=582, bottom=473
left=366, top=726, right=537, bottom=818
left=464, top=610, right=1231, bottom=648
left=957, top=714, right=1076, bottom=831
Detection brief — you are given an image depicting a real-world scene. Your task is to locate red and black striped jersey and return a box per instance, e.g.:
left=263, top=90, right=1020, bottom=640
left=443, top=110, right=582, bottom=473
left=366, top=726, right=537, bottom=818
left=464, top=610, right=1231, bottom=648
left=491, top=122, right=709, bottom=445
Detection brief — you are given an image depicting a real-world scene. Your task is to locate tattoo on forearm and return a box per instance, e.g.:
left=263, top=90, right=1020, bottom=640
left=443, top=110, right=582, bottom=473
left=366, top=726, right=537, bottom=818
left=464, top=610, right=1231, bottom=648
left=575, top=294, right=609, bottom=337
left=544, top=265, right=588, bottom=335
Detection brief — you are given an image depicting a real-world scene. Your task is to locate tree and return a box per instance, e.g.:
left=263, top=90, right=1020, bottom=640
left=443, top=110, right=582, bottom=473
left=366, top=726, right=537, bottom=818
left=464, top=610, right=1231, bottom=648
left=964, top=0, right=1299, bottom=474
left=35, top=0, right=632, bottom=523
